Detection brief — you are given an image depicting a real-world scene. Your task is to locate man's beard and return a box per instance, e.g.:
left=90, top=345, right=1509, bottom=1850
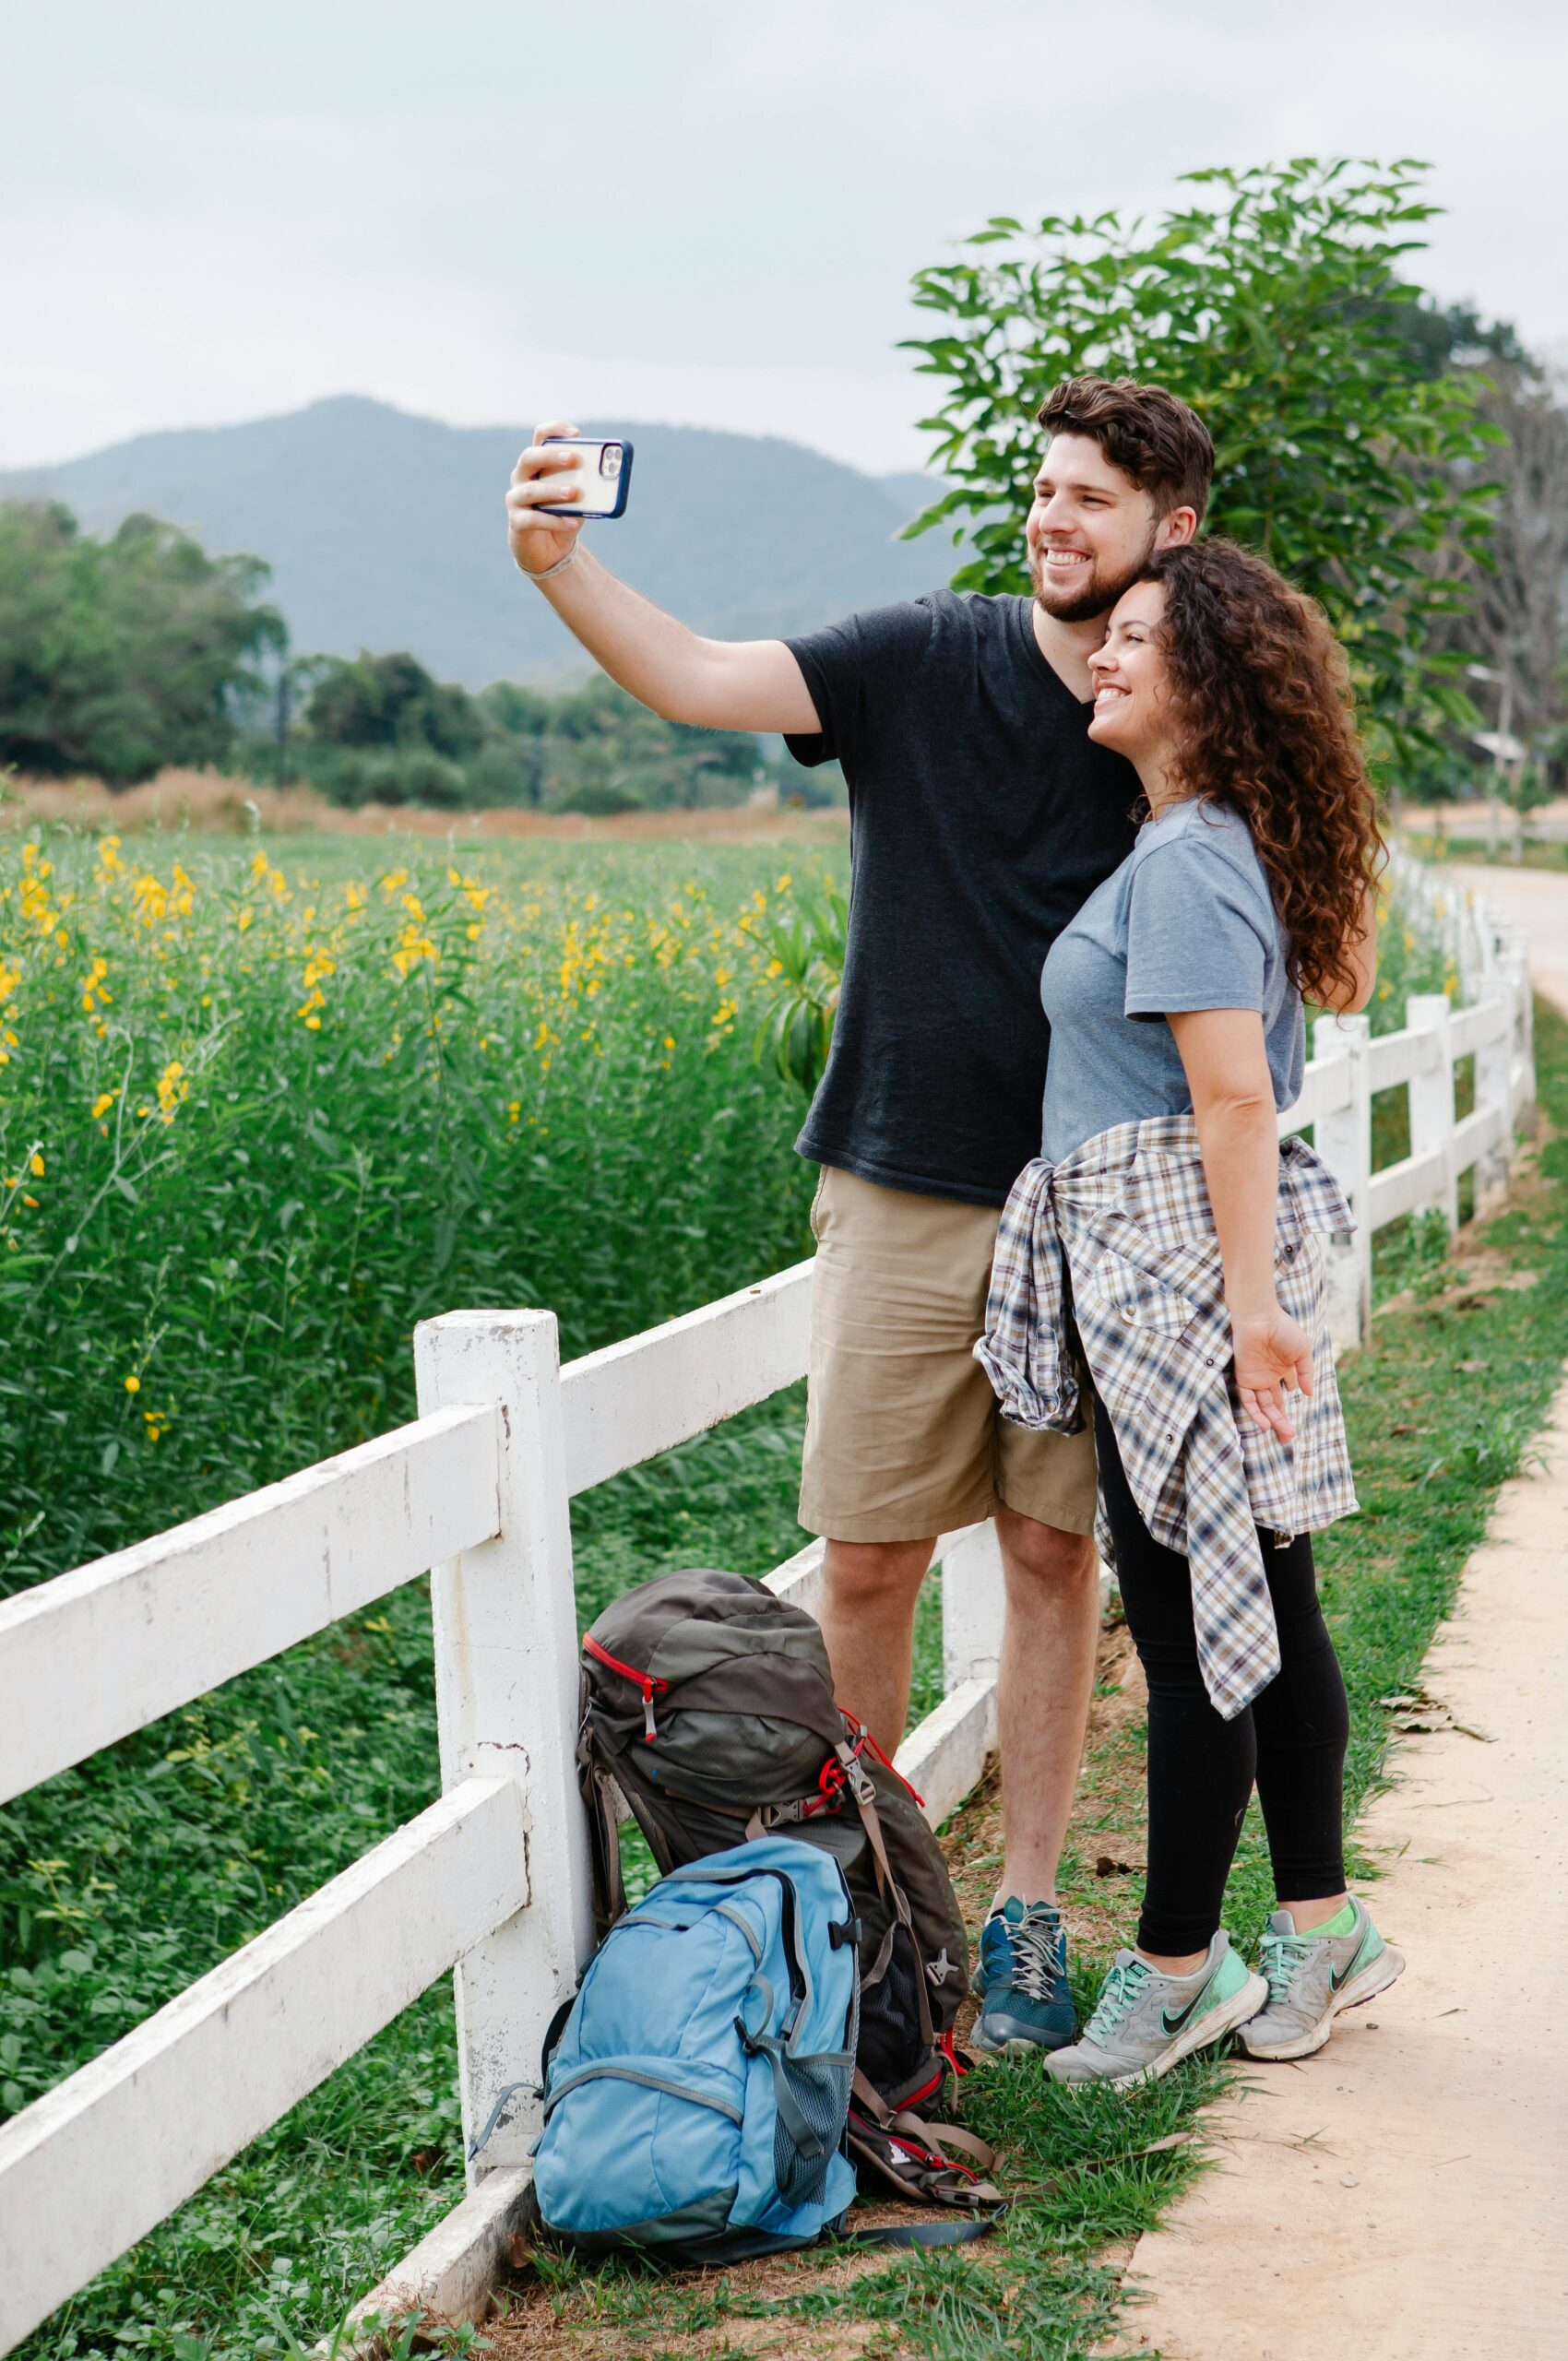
left=1030, top=528, right=1158, bottom=625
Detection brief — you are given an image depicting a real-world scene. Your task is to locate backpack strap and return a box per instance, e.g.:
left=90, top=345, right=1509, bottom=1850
left=834, top=2213, right=1004, bottom=2250
left=734, top=2023, right=830, bottom=2165
left=581, top=1753, right=628, bottom=1938
left=848, top=2070, right=1004, bottom=2213
left=838, top=1744, right=940, bottom=2053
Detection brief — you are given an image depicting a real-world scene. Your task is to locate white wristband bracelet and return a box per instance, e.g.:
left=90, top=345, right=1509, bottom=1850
left=525, top=539, right=581, bottom=584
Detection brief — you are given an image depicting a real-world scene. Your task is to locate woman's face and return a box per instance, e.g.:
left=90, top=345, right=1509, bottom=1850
left=1086, top=579, right=1173, bottom=765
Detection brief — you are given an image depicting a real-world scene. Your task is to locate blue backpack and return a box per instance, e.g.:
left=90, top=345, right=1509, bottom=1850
left=531, top=1837, right=860, bottom=2261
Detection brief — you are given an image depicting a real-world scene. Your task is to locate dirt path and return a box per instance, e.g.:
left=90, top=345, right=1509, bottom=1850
left=1112, top=867, right=1568, bottom=2359
left=1442, top=860, right=1568, bottom=1020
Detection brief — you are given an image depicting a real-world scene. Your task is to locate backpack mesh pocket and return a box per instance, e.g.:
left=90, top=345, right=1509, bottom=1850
left=771, top=2051, right=853, bottom=2210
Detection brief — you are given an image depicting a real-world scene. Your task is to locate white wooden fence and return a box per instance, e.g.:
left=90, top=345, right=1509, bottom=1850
left=0, top=866, right=1536, bottom=2354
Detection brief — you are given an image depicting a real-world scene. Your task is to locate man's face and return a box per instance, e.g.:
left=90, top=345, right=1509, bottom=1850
left=1026, top=433, right=1190, bottom=624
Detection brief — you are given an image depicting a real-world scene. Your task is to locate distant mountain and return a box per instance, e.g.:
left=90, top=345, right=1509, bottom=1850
left=0, top=397, right=960, bottom=690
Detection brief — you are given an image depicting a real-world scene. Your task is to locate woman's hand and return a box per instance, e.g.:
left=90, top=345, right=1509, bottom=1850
left=1230, top=1305, right=1313, bottom=1443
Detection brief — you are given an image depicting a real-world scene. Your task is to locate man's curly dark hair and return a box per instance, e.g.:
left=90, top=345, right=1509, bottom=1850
left=1138, top=538, right=1385, bottom=1008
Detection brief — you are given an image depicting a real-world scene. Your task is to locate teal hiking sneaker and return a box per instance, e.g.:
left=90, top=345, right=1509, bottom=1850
left=1046, top=1931, right=1266, bottom=2088
left=970, top=1897, right=1076, bottom=2055
left=1238, top=1897, right=1405, bottom=2061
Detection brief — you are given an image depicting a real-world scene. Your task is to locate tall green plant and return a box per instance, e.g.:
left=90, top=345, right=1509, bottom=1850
left=902, top=159, right=1501, bottom=764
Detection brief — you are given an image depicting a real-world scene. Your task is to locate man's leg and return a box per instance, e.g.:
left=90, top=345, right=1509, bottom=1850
left=992, top=1505, right=1101, bottom=1904
left=817, top=1535, right=935, bottom=1756
left=799, top=1169, right=1002, bottom=1752
left=970, top=1409, right=1101, bottom=2056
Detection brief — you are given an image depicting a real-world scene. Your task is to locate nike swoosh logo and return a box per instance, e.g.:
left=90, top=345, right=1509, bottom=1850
left=1161, top=1976, right=1218, bottom=2035
left=1329, top=1939, right=1374, bottom=1993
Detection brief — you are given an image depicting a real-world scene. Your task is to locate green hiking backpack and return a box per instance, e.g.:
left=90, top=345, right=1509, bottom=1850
left=577, top=1568, right=1000, bottom=2214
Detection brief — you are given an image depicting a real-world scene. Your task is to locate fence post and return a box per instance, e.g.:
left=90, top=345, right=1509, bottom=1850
left=939, top=1525, right=1007, bottom=1693
left=414, top=1310, right=594, bottom=2183
left=1406, top=993, right=1459, bottom=1231
left=1503, top=929, right=1537, bottom=1128
left=1474, top=996, right=1514, bottom=1222
left=1313, top=1013, right=1372, bottom=1352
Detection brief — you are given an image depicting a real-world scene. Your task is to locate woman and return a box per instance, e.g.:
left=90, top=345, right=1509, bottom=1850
left=976, top=537, right=1403, bottom=2085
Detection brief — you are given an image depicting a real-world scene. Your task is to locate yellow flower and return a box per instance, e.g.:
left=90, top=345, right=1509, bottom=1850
left=507, top=1100, right=522, bottom=1123
left=91, top=1091, right=116, bottom=1119
left=29, top=1151, right=44, bottom=1177
left=156, top=1060, right=189, bottom=1123
left=125, top=1374, right=141, bottom=1394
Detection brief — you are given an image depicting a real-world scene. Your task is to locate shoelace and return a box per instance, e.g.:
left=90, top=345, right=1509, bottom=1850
left=999, top=1909, right=1064, bottom=2003
left=1259, top=1929, right=1317, bottom=2006
left=1083, top=1954, right=1151, bottom=2045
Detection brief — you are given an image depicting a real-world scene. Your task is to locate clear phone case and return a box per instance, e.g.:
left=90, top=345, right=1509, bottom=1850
left=539, top=436, right=634, bottom=519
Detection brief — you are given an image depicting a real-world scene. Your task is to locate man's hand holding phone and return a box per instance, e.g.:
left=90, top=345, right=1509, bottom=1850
left=507, top=421, right=588, bottom=578
left=507, top=421, right=633, bottom=580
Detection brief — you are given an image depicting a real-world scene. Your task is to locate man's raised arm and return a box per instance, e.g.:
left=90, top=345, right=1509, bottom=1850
left=505, top=421, right=822, bottom=735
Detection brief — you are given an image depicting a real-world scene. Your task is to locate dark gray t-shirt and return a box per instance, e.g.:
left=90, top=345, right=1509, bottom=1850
left=784, top=591, right=1140, bottom=1205
left=1039, top=797, right=1304, bottom=1166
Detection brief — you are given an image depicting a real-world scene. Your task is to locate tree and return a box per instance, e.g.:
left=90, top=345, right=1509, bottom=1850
left=901, top=159, right=1501, bottom=764
left=303, top=650, right=485, bottom=762
left=1448, top=361, right=1568, bottom=757
left=0, top=502, right=283, bottom=784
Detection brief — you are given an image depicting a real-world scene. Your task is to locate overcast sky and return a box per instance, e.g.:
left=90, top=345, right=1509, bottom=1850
left=3, top=0, right=1564, bottom=477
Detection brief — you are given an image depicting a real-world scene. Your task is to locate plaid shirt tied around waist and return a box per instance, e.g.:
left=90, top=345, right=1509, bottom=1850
left=975, top=1113, right=1359, bottom=1722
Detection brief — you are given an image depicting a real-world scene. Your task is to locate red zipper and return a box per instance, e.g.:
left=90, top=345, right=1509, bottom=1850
left=900, top=2065, right=944, bottom=2110
left=584, top=1634, right=669, bottom=1742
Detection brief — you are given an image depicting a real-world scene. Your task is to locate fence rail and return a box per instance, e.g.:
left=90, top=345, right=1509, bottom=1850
left=0, top=861, right=1536, bottom=2355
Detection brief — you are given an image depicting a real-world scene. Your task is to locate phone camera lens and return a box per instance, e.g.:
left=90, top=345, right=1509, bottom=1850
left=600, top=445, right=623, bottom=478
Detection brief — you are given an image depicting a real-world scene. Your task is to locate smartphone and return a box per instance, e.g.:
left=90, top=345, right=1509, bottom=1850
left=538, top=435, right=635, bottom=519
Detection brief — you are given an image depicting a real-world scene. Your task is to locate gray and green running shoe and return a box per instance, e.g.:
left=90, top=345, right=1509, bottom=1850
left=1046, top=1931, right=1265, bottom=2088
left=970, top=1897, right=1076, bottom=2054
left=1238, top=1898, right=1405, bottom=2061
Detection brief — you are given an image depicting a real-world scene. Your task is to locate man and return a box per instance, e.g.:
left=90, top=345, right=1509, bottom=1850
left=505, top=377, right=1214, bottom=2052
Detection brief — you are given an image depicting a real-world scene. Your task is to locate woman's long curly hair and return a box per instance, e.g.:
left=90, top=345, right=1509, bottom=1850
left=1138, top=539, right=1384, bottom=1007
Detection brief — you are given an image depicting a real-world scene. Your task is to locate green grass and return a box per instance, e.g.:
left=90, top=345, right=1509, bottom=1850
left=1, top=831, right=1553, bottom=2360
left=1401, top=830, right=1568, bottom=872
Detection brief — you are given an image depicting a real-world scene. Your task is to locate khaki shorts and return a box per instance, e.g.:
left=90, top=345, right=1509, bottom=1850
left=798, top=1165, right=1099, bottom=1544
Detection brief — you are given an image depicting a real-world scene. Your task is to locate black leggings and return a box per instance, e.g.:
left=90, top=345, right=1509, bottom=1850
left=1092, top=1392, right=1349, bottom=1956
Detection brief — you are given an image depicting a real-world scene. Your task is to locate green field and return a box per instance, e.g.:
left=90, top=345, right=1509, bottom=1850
left=0, top=826, right=1476, bottom=2358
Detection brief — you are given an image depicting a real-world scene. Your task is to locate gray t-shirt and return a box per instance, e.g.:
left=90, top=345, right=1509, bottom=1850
left=1039, top=797, right=1304, bottom=1166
